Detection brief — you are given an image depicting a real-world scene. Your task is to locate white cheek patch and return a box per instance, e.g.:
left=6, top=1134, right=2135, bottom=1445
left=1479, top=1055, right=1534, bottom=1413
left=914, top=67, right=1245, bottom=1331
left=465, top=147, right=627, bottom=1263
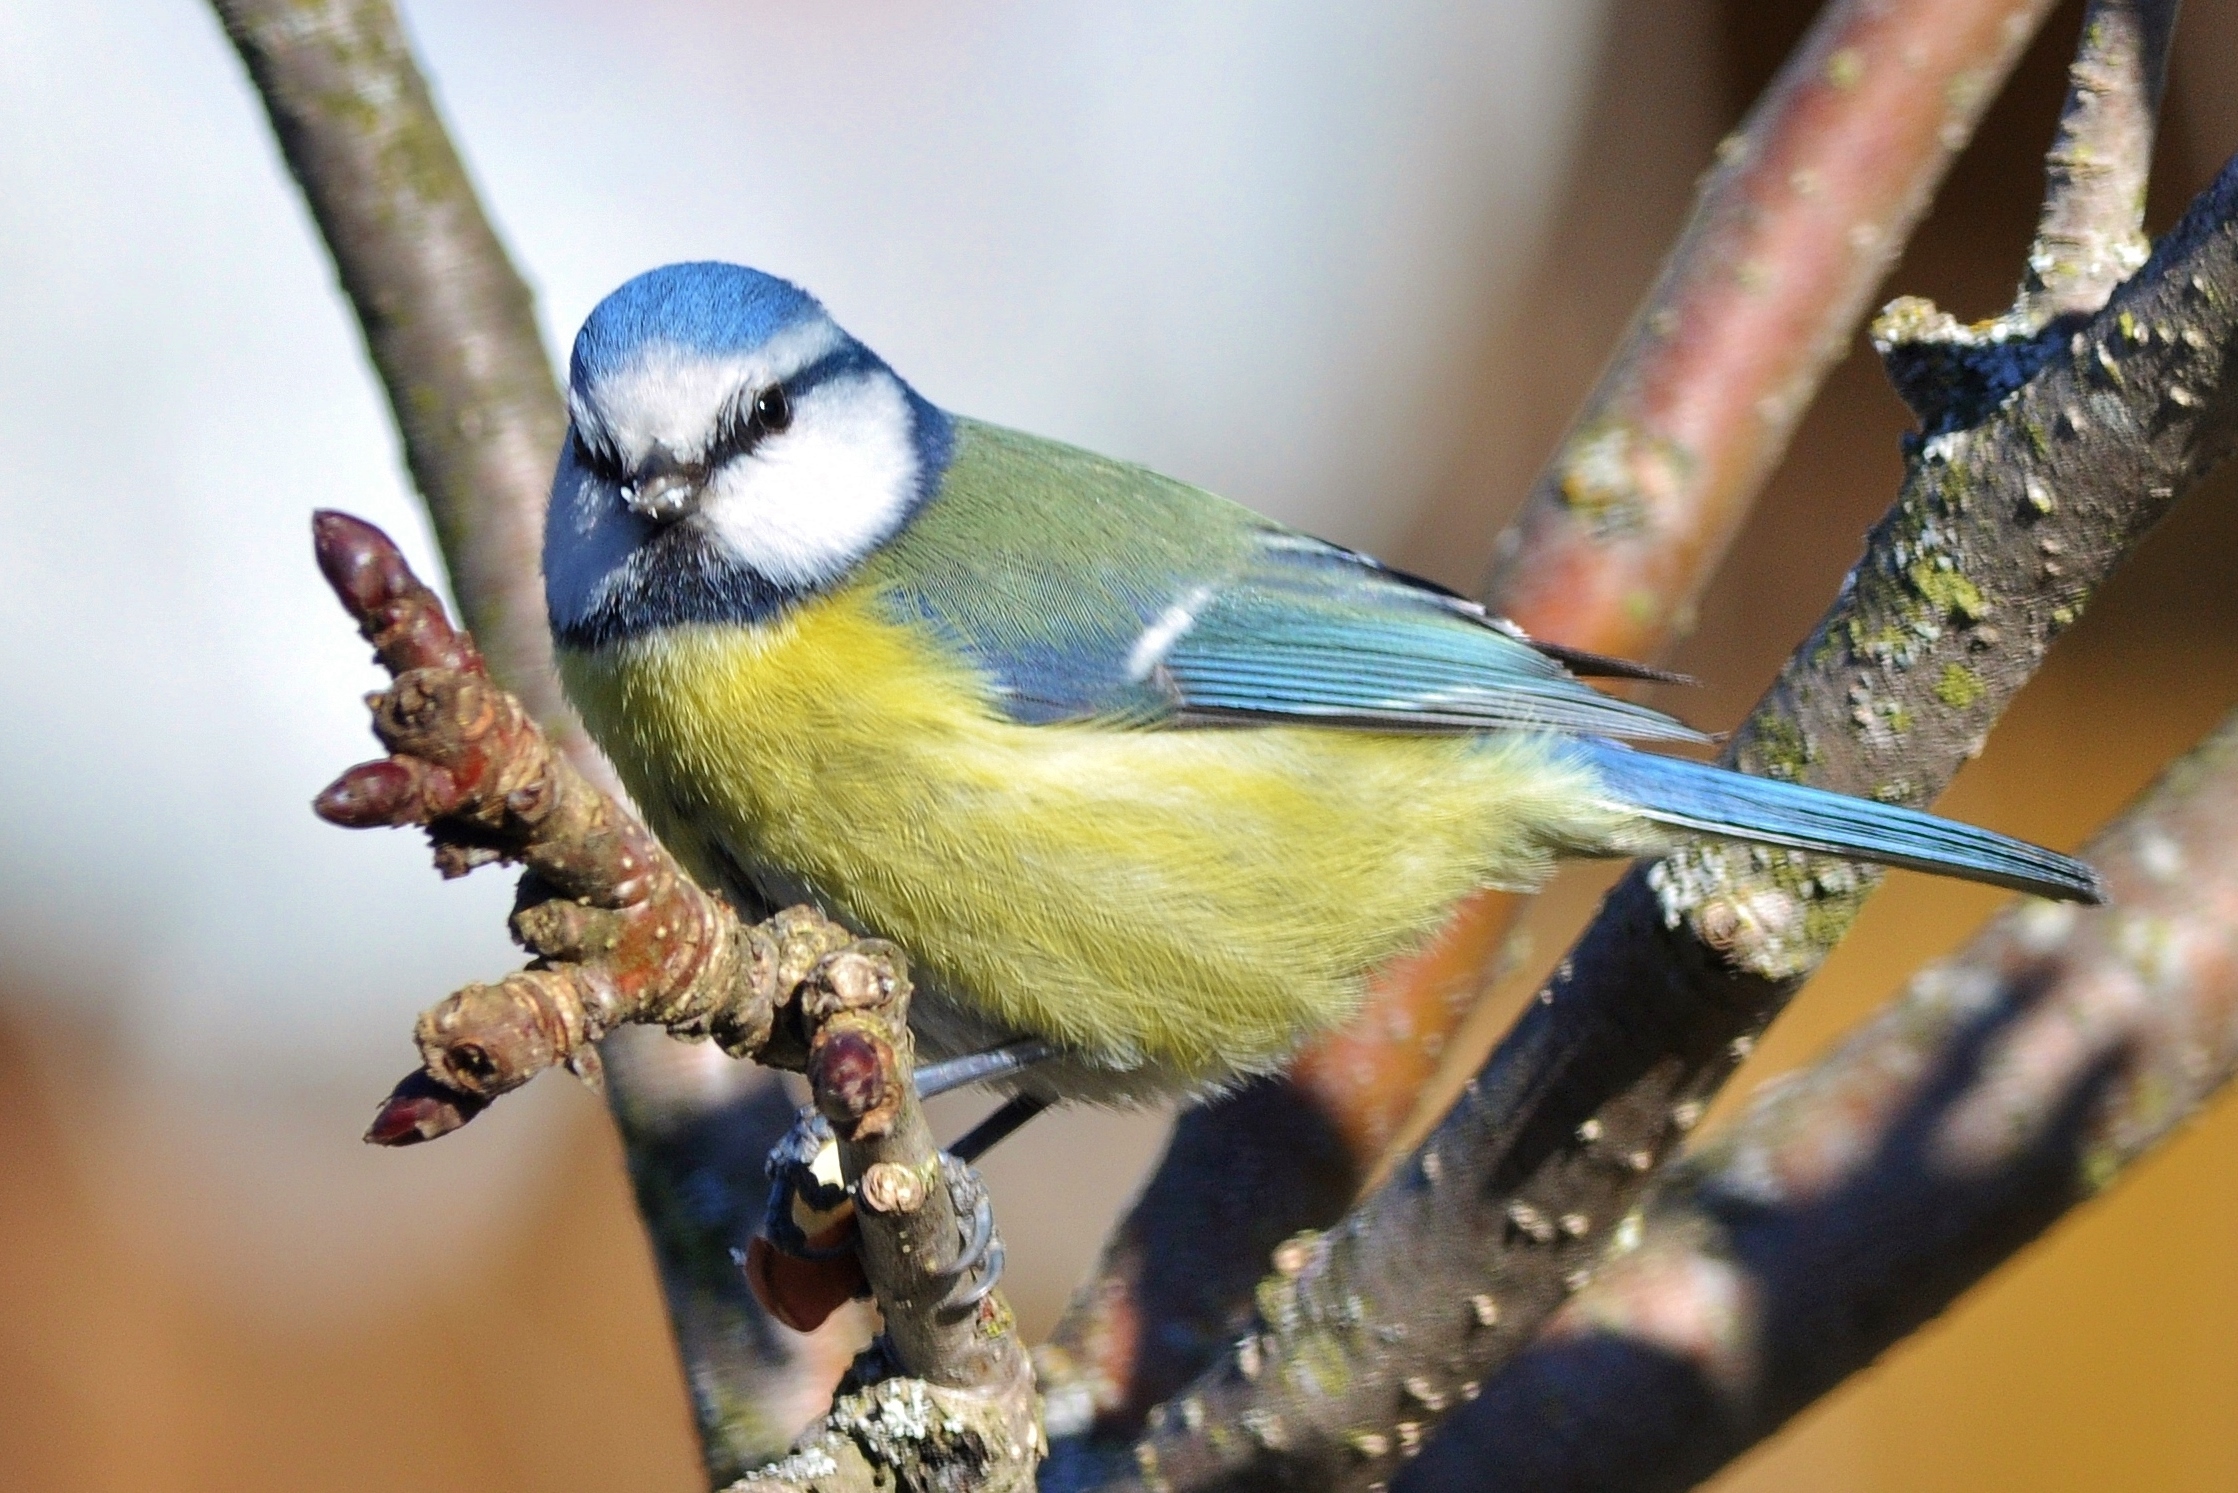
left=696, top=372, right=922, bottom=587
left=570, top=319, right=844, bottom=466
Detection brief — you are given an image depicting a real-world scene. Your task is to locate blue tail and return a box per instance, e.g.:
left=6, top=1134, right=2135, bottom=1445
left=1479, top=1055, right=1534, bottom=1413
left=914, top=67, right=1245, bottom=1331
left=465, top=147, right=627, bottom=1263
left=1577, top=740, right=2104, bottom=904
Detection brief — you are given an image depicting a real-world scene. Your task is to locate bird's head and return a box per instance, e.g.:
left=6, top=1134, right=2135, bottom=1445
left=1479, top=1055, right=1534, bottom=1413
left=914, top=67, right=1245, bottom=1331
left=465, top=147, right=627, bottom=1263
left=544, top=262, right=951, bottom=648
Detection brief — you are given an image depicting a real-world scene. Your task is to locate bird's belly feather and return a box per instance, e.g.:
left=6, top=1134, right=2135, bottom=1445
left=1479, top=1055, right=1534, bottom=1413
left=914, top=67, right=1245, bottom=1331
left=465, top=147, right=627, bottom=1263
left=558, top=586, right=1619, bottom=1096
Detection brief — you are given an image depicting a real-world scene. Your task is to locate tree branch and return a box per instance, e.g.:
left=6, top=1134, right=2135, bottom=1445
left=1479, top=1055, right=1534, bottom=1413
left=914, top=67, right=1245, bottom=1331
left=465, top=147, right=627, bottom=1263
left=2022, top=0, right=2179, bottom=325
left=730, top=939, right=1042, bottom=1493
left=1126, top=103, right=2238, bottom=1493
left=1040, top=0, right=2065, bottom=1453
left=1876, top=0, right=2181, bottom=426
left=313, top=513, right=1040, bottom=1493
left=1484, top=0, right=2061, bottom=659
left=210, top=0, right=834, bottom=1475
left=1408, top=696, right=2238, bottom=1493
left=209, top=0, right=565, bottom=734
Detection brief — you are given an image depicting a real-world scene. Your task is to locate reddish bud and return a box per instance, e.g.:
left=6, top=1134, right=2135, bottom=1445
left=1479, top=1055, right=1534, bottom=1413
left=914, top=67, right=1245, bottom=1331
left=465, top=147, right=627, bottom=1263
left=313, top=510, right=412, bottom=621
left=364, top=1070, right=488, bottom=1145
left=311, top=510, right=471, bottom=673
left=315, top=758, right=425, bottom=827
left=811, top=1026, right=892, bottom=1132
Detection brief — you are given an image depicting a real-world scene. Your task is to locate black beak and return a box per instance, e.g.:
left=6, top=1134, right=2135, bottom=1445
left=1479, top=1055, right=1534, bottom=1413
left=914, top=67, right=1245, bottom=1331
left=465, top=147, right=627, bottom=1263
left=622, top=467, right=701, bottom=524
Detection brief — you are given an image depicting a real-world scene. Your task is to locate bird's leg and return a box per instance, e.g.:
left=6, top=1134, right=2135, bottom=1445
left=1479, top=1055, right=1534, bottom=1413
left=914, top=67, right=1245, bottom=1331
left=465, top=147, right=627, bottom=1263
left=913, top=1037, right=1057, bottom=1099
left=951, top=1092, right=1051, bottom=1165
left=763, top=1041, right=1054, bottom=1259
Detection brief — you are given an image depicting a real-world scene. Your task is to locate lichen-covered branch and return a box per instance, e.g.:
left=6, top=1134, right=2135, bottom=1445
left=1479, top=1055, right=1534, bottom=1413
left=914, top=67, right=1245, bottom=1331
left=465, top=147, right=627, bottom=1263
left=1409, top=699, right=2238, bottom=1493
left=1875, top=0, right=2180, bottom=427
left=2021, top=0, right=2179, bottom=325
left=211, top=0, right=824, bottom=1473
left=1037, top=0, right=2063, bottom=1447
left=1124, top=133, right=2238, bottom=1493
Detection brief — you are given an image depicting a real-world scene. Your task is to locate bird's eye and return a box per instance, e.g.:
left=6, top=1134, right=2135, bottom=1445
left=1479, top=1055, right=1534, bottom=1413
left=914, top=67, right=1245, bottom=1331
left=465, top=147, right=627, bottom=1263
left=753, top=384, right=792, bottom=434
left=708, top=384, right=791, bottom=467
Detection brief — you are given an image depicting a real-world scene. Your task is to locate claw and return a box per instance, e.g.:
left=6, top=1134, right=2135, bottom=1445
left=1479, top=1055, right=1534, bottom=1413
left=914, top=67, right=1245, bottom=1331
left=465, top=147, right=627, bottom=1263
left=760, top=1105, right=857, bottom=1259
left=746, top=1105, right=867, bottom=1333
left=948, top=1236, right=1005, bottom=1312
left=934, top=1151, right=1006, bottom=1314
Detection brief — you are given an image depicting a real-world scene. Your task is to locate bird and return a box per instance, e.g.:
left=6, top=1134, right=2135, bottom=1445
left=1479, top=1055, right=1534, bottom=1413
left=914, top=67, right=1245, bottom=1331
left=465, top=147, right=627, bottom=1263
left=544, top=261, right=2102, bottom=1116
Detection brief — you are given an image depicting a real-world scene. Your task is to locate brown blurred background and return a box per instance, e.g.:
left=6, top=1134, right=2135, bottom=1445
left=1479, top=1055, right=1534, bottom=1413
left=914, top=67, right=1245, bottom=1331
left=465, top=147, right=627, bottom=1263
left=5, top=2, right=2238, bottom=1489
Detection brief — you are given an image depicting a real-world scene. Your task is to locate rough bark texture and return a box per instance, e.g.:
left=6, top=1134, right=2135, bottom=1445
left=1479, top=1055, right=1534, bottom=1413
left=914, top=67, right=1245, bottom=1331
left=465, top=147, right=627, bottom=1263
left=2021, top=0, right=2178, bottom=324
left=1407, top=699, right=2238, bottom=1493
left=1124, top=128, right=2238, bottom=1493
left=1037, top=0, right=2064, bottom=1447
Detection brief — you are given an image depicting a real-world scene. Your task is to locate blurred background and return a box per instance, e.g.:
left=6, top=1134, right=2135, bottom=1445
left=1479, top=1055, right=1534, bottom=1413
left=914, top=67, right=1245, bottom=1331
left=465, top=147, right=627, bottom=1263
left=2, top=1, right=2237, bottom=1488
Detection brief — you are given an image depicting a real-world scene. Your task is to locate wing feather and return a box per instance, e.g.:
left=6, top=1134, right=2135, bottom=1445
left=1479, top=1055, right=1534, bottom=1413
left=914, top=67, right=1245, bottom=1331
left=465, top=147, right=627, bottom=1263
left=1149, top=533, right=1707, bottom=742
left=876, top=419, right=1705, bottom=741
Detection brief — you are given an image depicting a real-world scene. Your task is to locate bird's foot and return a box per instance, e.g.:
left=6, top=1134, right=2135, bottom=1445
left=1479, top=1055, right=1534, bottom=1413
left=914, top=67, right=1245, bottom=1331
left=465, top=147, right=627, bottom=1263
left=744, top=1090, right=1031, bottom=1328
left=760, top=1106, right=857, bottom=1258
left=742, top=1105, right=866, bottom=1332
left=935, top=1149, right=1005, bottom=1314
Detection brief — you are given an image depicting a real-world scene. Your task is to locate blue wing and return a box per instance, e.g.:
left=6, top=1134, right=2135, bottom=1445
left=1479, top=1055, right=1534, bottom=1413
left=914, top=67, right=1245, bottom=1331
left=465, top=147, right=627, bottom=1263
left=1144, top=533, right=1705, bottom=742
left=869, top=419, right=1702, bottom=740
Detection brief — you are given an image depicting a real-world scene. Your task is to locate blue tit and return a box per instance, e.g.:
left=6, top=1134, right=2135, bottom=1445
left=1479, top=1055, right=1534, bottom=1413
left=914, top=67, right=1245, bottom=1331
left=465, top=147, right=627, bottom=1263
left=544, top=262, right=2101, bottom=1107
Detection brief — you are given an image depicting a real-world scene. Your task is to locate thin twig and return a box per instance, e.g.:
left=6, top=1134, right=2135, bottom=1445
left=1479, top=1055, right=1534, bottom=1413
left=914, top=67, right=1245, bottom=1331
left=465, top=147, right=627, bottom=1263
left=1126, top=110, right=2237, bottom=1493
left=2022, top=0, right=2181, bottom=324
left=1039, top=0, right=2063, bottom=1451
left=1410, top=696, right=2238, bottom=1493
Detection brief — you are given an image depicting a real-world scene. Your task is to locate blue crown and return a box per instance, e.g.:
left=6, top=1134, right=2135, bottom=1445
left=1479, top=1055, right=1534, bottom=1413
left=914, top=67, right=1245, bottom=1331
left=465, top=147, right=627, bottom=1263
left=570, top=263, right=826, bottom=389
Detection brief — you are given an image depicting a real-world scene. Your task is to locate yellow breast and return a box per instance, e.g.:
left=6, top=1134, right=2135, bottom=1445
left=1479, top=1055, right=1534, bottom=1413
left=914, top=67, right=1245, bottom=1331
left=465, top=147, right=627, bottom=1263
left=559, top=584, right=1612, bottom=1091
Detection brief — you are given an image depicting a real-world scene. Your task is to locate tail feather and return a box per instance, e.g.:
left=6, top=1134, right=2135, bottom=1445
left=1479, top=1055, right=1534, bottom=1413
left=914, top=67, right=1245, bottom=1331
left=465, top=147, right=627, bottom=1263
left=1578, top=740, right=2104, bottom=904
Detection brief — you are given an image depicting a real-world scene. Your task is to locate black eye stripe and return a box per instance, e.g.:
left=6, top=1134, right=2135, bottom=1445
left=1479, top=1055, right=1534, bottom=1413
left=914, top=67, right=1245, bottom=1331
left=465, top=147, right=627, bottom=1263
left=571, top=427, right=625, bottom=481
left=575, top=342, right=883, bottom=479
left=782, top=343, right=873, bottom=399
left=708, top=382, right=785, bottom=467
